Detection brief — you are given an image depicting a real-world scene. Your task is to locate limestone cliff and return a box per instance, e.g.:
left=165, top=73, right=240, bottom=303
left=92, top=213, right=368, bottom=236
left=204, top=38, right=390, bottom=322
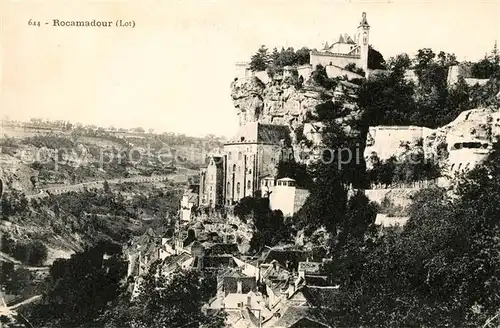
left=230, top=76, right=365, bottom=161
left=365, top=107, right=500, bottom=169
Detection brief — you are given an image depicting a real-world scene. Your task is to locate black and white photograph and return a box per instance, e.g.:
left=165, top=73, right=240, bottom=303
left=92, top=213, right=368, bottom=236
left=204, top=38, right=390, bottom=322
left=1, top=1, right=500, bottom=327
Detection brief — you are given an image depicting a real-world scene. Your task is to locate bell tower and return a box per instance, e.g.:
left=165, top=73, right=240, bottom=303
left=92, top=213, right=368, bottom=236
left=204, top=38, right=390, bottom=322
left=357, top=12, right=370, bottom=77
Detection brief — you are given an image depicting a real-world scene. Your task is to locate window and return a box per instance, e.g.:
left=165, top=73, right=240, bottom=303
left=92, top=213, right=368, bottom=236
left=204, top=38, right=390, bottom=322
left=228, top=152, right=232, bottom=160
left=238, top=152, right=242, bottom=160
left=236, top=182, right=241, bottom=194
left=232, top=164, right=236, bottom=172
left=247, top=180, right=251, bottom=189
left=227, top=182, right=230, bottom=193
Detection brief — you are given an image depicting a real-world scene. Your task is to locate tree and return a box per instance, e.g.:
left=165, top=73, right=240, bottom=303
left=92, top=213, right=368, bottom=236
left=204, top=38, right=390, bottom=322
left=344, top=63, right=365, bottom=76
left=310, top=64, right=336, bottom=89
left=249, top=45, right=270, bottom=72
left=276, top=161, right=312, bottom=189
left=359, top=68, right=416, bottom=126
left=296, top=47, right=311, bottom=65
left=387, top=53, right=411, bottom=72
left=26, top=241, right=127, bottom=327
left=471, top=57, right=499, bottom=79
left=318, top=143, right=500, bottom=327
left=368, top=45, right=386, bottom=70
left=250, top=209, right=291, bottom=252
left=413, top=48, right=436, bottom=70
left=101, top=268, right=226, bottom=328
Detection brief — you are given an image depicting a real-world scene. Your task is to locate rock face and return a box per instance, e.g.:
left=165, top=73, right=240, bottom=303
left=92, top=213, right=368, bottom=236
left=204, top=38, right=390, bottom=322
left=230, top=76, right=365, bottom=161
left=365, top=107, right=500, bottom=169
left=0, top=153, right=37, bottom=193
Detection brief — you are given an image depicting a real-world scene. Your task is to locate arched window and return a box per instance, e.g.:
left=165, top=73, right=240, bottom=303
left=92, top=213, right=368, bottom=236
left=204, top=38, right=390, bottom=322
left=236, top=182, right=240, bottom=194
left=232, top=164, right=236, bottom=172
left=227, top=182, right=230, bottom=193
left=247, top=180, right=251, bottom=189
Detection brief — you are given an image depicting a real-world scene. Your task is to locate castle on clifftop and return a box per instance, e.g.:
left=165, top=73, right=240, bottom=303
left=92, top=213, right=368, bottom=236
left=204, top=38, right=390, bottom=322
left=235, top=12, right=371, bottom=82
left=185, top=13, right=372, bottom=220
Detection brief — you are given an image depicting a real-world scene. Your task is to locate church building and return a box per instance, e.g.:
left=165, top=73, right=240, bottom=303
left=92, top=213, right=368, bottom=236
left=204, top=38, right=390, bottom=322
left=309, top=12, right=370, bottom=76
left=198, top=122, right=293, bottom=208
left=235, top=12, right=372, bottom=82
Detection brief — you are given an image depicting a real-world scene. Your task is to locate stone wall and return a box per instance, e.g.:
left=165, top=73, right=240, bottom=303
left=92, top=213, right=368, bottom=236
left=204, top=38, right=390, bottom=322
left=310, top=51, right=361, bottom=70
left=365, top=126, right=434, bottom=161
left=326, top=65, right=364, bottom=80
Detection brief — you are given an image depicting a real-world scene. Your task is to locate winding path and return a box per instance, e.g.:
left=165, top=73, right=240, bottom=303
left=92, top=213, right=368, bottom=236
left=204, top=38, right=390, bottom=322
left=26, top=171, right=192, bottom=199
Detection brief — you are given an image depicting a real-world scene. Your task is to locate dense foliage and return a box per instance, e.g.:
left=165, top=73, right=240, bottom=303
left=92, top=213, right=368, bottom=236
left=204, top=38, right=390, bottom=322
left=22, top=243, right=225, bottom=328
left=317, top=143, right=500, bottom=326
left=294, top=96, right=370, bottom=235
left=367, top=152, right=441, bottom=187
left=234, top=197, right=293, bottom=252
left=100, top=267, right=226, bottom=328
left=361, top=47, right=500, bottom=128
left=249, top=45, right=310, bottom=74
left=470, top=43, right=500, bottom=79
left=24, top=241, right=127, bottom=327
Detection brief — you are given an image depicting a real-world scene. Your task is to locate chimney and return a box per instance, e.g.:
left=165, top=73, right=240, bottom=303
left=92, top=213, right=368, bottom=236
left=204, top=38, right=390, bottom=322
left=237, top=280, right=243, bottom=294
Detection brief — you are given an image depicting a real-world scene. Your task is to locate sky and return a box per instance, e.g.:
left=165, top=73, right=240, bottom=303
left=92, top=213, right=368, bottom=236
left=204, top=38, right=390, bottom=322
left=1, top=0, right=499, bottom=138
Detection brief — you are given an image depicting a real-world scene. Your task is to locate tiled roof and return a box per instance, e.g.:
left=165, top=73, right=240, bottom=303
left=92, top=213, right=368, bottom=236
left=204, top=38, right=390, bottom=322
left=161, top=253, right=194, bottom=273
left=273, top=306, right=327, bottom=328
left=302, top=285, right=340, bottom=307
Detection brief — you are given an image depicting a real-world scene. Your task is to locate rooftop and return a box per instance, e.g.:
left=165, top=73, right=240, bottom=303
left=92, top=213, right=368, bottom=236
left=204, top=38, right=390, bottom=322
left=226, top=122, right=291, bottom=145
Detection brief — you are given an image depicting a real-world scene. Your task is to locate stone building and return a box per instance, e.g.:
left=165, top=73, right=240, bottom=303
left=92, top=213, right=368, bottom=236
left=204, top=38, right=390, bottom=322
left=309, top=12, right=370, bottom=76
left=267, top=177, right=310, bottom=217
left=198, top=122, right=294, bottom=207
left=198, top=155, right=224, bottom=207
left=235, top=12, right=372, bottom=81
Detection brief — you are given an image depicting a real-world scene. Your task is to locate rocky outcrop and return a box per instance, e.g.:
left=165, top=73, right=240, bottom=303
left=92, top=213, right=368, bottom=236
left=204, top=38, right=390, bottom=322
left=365, top=107, right=500, bottom=168
left=0, top=153, right=37, bottom=193
left=230, top=76, right=365, bottom=161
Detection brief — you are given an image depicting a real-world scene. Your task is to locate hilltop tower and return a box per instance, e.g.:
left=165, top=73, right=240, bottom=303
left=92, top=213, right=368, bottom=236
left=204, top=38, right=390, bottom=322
left=356, top=12, right=370, bottom=76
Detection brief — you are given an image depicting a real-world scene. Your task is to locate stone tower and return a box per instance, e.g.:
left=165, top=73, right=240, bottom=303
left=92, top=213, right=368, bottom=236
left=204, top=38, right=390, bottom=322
left=357, top=12, right=370, bottom=76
